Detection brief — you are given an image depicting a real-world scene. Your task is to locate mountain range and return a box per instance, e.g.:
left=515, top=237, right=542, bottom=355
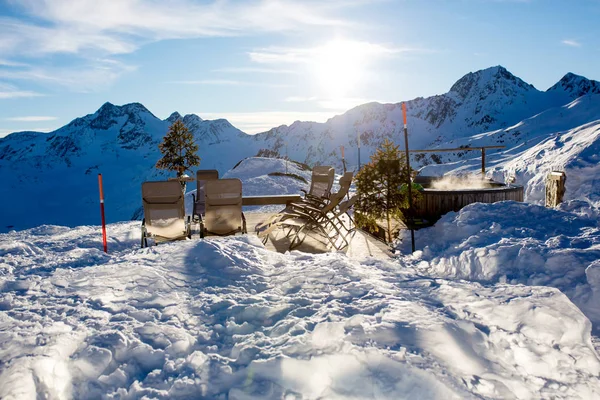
left=1, top=65, right=600, bottom=232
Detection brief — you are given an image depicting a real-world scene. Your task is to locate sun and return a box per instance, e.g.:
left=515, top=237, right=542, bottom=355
left=311, top=39, right=368, bottom=99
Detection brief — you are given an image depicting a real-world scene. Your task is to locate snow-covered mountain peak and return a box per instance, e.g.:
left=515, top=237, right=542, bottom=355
left=182, top=113, right=204, bottom=125
left=449, top=65, right=535, bottom=101
left=547, top=72, right=600, bottom=99
left=166, top=111, right=182, bottom=123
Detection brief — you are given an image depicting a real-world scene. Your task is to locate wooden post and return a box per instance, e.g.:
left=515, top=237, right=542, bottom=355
left=98, top=174, right=108, bottom=253
left=340, top=145, right=347, bottom=174
left=481, top=147, right=486, bottom=176
left=357, top=132, right=361, bottom=171
left=546, top=171, right=566, bottom=207
left=402, top=103, right=415, bottom=253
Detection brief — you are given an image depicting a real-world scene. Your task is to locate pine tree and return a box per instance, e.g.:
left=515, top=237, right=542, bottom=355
left=354, top=139, right=420, bottom=242
left=156, top=120, right=200, bottom=178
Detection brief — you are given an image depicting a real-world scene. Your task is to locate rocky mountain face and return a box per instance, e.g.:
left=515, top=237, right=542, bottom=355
left=0, top=102, right=258, bottom=231
left=1, top=65, right=599, bottom=231
left=253, top=66, right=600, bottom=169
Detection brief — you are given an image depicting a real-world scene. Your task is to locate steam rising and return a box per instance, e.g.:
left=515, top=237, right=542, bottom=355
left=430, top=175, right=492, bottom=190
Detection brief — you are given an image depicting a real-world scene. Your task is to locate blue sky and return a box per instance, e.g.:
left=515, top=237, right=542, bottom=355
left=1, top=0, right=599, bottom=137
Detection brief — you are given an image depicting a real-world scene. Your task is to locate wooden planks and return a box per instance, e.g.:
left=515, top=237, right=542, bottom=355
left=242, top=194, right=302, bottom=206
left=413, top=185, right=524, bottom=220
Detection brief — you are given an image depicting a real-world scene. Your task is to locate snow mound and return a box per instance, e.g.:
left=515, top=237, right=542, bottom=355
left=223, top=157, right=311, bottom=196
left=399, top=201, right=600, bottom=333
left=1, top=221, right=599, bottom=398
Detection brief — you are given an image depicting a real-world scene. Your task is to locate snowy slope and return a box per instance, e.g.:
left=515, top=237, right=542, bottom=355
left=419, top=96, right=600, bottom=207
left=222, top=157, right=312, bottom=197
left=1, top=222, right=599, bottom=399
left=254, top=67, right=600, bottom=169
left=0, top=103, right=262, bottom=232
left=398, top=201, right=600, bottom=335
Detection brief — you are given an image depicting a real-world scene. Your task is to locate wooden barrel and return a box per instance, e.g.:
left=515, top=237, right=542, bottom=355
left=412, top=177, right=524, bottom=221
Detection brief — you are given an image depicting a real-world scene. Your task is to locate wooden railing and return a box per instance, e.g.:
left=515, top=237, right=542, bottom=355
left=242, top=194, right=302, bottom=206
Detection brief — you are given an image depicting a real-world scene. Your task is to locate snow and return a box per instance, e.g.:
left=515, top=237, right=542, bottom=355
left=397, top=201, right=600, bottom=336
left=1, top=214, right=600, bottom=398
left=223, top=157, right=311, bottom=197
left=2, top=67, right=600, bottom=398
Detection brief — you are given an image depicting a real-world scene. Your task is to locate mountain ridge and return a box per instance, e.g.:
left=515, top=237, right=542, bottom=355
left=2, top=65, right=600, bottom=231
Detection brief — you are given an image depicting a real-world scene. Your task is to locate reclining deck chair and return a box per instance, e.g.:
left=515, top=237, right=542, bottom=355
left=201, top=178, right=247, bottom=237
left=257, top=172, right=356, bottom=250
left=192, top=169, right=219, bottom=222
left=254, top=167, right=337, bottom=233
left=284, top=194, right=357, bottom=251
left=141, top=180, right=191, bottom=248
left=256, top=171, right=353, bottom=234
left=301, top=166, right=335, bottom=204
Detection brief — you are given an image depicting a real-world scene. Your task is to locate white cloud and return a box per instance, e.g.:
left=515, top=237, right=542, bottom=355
left=2, top=0, right=353, bottom=58
left=0, top=59, right=136, bottom=92
left=248, top=40, right=417, bottom=65
left=198, top=110, right=336, bottom=134
left=0, top=59, right=28, bottom=67
left=213, top=67, right=297, bottom=74
left=283, top=96, right=374, bottom=111
left=172, top=79, right=291, bottom=88
left=0, top=83, right=44, bottom=99
left=284, top=96, right=318, bottom=102
left=561, top=39, right=581, bottom=48
left=317, top=97, right=375, bottom=110
left=5, top=116, right=57, bottom=122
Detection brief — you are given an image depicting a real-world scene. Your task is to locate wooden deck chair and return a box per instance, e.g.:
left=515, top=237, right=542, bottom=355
left=255, top=172, right=353, bottom=234
left=265, top=194, right=357, bottom=251
left=286, top=195, right=358, bottom=251
left=141, top=180, right=190, bottom=248
left=192, top=169, right=219, bottom=221
left=301, top=166, right=335, bottom=203
left=201, top=178, right=247, bottom=237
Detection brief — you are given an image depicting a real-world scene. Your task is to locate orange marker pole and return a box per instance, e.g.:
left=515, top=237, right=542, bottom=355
left=98, top=174, right=108, bottom=253
left=402, top=103, right=415, bottom=253
left=340, top=145, right=347, bottom=173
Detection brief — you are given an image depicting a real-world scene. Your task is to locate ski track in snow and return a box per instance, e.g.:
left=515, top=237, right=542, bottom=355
left=1, top=219, right=600, bottom=399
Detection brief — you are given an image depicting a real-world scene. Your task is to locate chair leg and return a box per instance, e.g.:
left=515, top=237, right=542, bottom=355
left=141, top=219, right=147, bottom=248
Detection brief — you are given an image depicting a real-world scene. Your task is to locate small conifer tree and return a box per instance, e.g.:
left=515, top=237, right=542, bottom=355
left=354, top=139, right=420, bottom=242
left=156, top=120, right=200, bottom=178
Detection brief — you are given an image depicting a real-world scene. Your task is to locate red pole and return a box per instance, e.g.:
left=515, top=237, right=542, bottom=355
left=402, top=103, right=415, bottom=253
left=340, top=145, right=347, bottom=173
left=98, top=174, right=108, bottom=253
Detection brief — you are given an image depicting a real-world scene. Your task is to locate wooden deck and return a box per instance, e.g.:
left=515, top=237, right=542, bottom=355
left=243, top=212, right=392, bottom=259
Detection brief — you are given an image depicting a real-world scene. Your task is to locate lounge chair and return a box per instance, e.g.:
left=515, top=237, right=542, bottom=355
left=192, top=169, right=219, bottom=221
left=301, top=166, right=335, bottom=204
left=257, top=172, right=356, bottom=250
left=140, top=180, right=191, bottom=248
left=284, top=195, right=357, bottom=250
left=255, top=171, right=353, bottom=234
left=201, top=178, right=247, bottom=237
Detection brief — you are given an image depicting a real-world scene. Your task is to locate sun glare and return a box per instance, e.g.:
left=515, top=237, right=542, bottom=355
left=311, top=39, right=368, bottom=99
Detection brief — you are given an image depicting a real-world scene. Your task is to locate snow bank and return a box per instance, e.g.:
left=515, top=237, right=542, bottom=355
left=489, top=119, right=600, bottom=206
left=223, top=157, right=311, bottom=196
left=1, top=221, right=599, bottom=399
left=398, top=201, right=600, bottom=334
